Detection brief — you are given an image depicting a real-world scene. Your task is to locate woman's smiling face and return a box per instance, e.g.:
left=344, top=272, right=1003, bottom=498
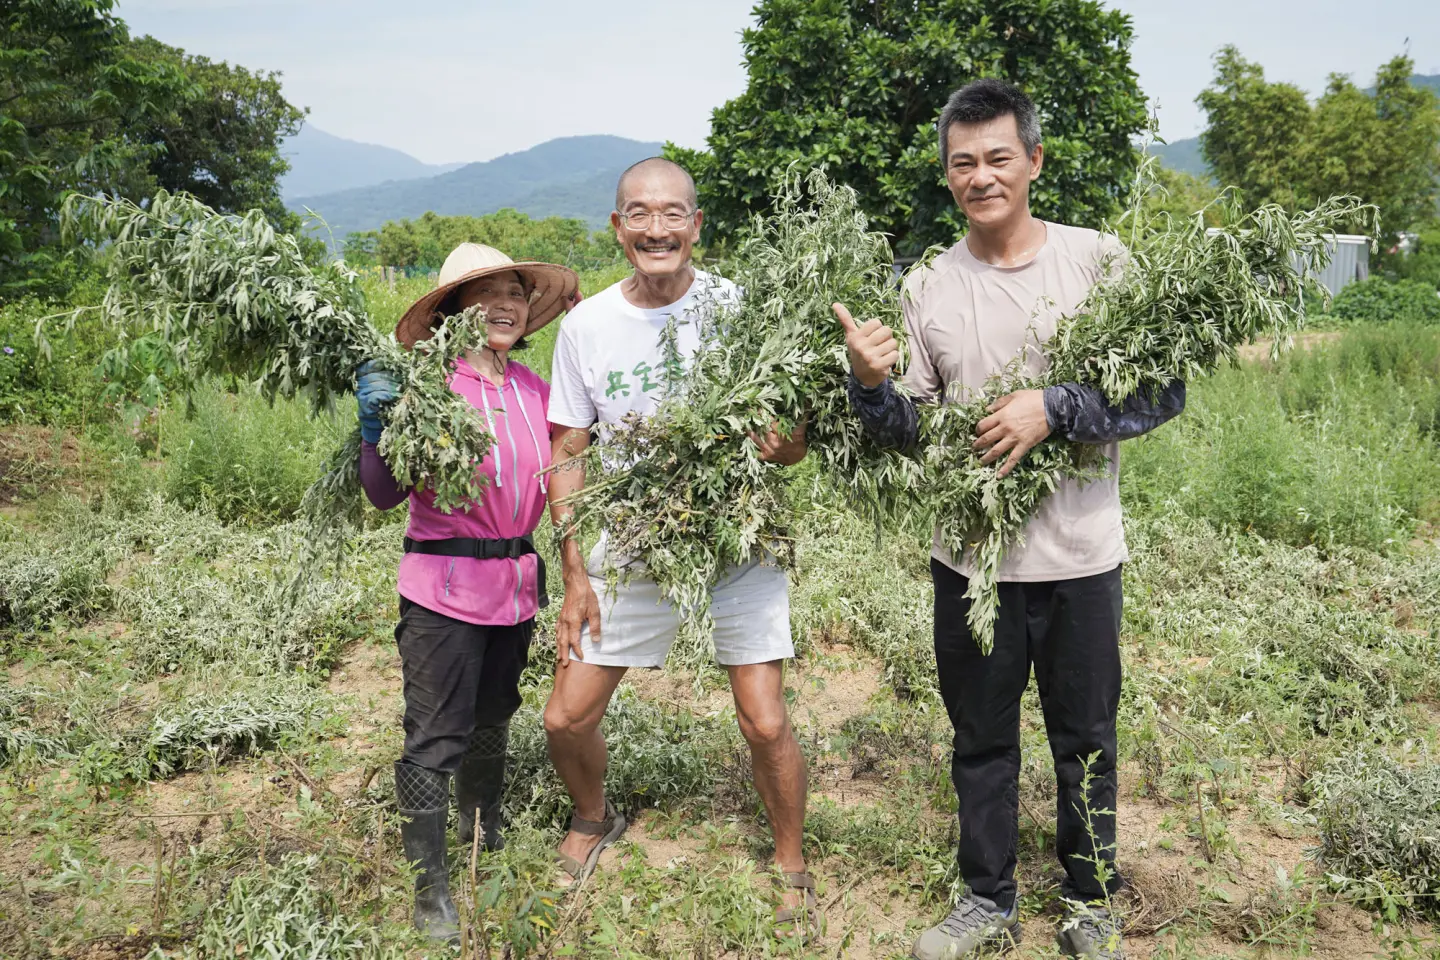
left=454, top=270, right=531, bottom=352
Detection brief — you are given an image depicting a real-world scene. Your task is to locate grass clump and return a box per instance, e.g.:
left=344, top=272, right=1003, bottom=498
left=0, top=510, right=122, bottom=635
left=2, top=669, right=338, bottom=786
left=160, top=381, right=352, bottom=524
left=1124, top=326, right=1440, bottom=550
left=176, top=853, right=405, bottom=960
left=1327, top=277, right=1440, bottom=327
left=1314, top=750, right=1440, bottom=920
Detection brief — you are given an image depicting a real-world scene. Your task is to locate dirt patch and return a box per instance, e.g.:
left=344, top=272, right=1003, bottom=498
left=621, top=812, right=701, bottom=872
left=788, top=644, right=882, bottom=732
left=59, top=935, right=184, bottom=960
left=1237, top=330, right=1342, bottom=363
left=622, top=665, right=733, bottom=715
left=0, top=426, right=88, bottom=503
left=324, top=639, right=404, bottom=771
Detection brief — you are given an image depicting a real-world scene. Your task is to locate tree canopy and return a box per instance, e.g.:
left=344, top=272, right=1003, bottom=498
left=1198, top=47, right=1440, bottom=242
left=665, top=0, right=1149, bottom=256
left=128, top=36, right=305, bottom=229
left=0, top=0, right=306, bottom=300
left=343, top=209, right=623, bottom=272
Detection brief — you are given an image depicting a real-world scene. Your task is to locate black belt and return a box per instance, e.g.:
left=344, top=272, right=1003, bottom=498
left=403, top=536, right=548, bottom=608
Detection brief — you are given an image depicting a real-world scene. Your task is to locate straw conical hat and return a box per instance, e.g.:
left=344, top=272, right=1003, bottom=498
left=395, top=242, right=579, bottom=349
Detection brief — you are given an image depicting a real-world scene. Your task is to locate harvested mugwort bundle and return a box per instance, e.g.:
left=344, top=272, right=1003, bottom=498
left=55, top=191, right=495, bottom=539
left=922, top=183, right=1378, bottom=651
left=565, top=171, right=921, bottom=625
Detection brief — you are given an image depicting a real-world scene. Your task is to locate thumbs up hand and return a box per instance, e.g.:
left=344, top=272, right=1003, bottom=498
left=834, top=302, right=899, bottom=389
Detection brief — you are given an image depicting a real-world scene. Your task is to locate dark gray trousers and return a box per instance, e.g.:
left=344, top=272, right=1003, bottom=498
left=394, top=597, right=533, bottom=772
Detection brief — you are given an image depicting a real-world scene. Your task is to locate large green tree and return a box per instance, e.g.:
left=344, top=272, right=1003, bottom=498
left=0, top=0, right=189, bottom=297
left=128, top=36, right=306, bottom=229
left=665, top=0, right=1149, bottom=255
left=1198, top=47, right=1440, bottom=242
left=0, top=0, right=308, bottom=300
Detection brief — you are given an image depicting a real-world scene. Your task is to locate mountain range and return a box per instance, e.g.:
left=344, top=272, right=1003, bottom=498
left=280, top=126, right=465, bottom=201
left=285, top=131, right=662, bottom=240
left=1150, top=73, right=1440, bottom=179
left=285, top=72, right=1440, bottom=236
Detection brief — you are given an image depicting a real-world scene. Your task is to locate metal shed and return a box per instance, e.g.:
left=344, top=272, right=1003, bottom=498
left=1309, top=234, right=1370, bottom=295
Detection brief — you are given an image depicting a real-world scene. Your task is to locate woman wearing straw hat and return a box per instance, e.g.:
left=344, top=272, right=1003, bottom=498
left=356, top=242, right=579, bottom=940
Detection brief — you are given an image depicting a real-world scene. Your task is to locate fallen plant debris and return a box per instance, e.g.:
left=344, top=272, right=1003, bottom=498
left=1314, top=749, right=1440, bottom=920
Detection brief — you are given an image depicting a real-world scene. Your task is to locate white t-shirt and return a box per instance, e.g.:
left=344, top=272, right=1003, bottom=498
left=548, top=270, right=739, bottom=449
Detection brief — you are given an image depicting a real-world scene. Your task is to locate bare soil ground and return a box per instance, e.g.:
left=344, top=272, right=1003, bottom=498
left=0, top=425, right=90, bottom=504
left=8, top=627, right=1435, bottom=959
left=1236, top=331, right=1343, bottom=363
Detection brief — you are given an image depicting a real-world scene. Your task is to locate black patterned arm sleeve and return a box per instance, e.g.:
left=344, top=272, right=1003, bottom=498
left=1043, top=380, right=1187, bottom=443
left=848, top=373, right=921, bottom=450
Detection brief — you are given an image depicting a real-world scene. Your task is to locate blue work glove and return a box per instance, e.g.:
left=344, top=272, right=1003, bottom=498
left=356, top=361, right=401, bottom=444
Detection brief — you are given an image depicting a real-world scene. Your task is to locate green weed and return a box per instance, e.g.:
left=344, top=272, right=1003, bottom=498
left=1124, top=329, right=1440, bottom=550
left=178, top=853, right=406, bottom=960
left=1315, top=749, right=1440, bottom=921
left=160, top=381, right=352, bottom=524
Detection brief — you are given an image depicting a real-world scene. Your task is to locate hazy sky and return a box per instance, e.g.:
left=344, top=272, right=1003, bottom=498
left=118, top=0, right=1440, bottom=165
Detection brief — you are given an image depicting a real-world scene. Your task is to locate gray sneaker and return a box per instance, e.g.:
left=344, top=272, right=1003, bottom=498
left=911, top=893, right=1021, bottom=959
left=1056, top=905, right=1124, bottom=959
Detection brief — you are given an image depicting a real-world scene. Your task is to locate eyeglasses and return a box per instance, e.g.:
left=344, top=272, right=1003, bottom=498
left=617, top=210, right=694, bottom=231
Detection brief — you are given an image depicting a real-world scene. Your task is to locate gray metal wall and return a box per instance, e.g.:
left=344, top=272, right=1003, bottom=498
left=1311, top=236, right=1370, bottom=296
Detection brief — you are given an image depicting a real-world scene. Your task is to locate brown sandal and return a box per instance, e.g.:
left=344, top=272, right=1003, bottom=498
left=774, top=870, right=820, bottom=942
left=554, top=798, right=626, bottom=887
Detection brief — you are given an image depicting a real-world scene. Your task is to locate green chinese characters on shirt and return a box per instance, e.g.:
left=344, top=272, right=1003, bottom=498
left=605, top=360, right=668, bottom=399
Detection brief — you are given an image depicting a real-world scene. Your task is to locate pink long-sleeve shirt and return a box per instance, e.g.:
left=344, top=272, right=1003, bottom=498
left=360, top=357, right=551, bottom=625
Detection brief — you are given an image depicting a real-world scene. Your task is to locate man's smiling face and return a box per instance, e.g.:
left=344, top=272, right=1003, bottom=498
left=945, top=113, right=1043, bottom=229
left=611, top=166, right=702, bottom=282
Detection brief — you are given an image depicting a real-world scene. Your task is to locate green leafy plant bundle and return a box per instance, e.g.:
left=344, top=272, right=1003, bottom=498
left=921, top=185, right=1377, bottom=650
left=54, top=191, right=496, bottom=534
left=564, top=171, right=920, bottom=623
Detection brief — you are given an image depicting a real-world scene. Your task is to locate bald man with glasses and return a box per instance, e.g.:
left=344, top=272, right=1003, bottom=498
left=541, top=158, right=819, bottom=941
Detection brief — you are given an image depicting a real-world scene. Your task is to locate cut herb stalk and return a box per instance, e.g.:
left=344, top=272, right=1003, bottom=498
left=54, top=191, right=496, bottom=548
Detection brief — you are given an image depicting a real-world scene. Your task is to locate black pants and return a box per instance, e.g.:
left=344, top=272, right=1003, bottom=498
left=932, top=559, right=1123, bottom=910
left=395, top=597, right=534, bottom=772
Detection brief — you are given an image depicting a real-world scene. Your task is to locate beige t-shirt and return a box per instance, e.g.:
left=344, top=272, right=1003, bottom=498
left=902, top=221, right=1129, bottom=582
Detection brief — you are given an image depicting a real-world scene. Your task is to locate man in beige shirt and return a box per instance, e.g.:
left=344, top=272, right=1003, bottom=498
left=840, top=80, right=1184, bottom=960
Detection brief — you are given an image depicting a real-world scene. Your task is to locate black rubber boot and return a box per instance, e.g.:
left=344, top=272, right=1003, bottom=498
left=455, top=722, right=508, bottom=852
left=394, top=762, right=459, bottom=941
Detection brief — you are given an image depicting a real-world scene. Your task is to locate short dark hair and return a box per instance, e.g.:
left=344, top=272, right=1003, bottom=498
left=615, top=157, right=698, bottom=212
left=936, top=79, right=1042, bottom=164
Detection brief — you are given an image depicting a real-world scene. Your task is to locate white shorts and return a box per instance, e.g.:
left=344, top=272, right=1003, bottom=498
left=578, top=536, right=794, bottom=668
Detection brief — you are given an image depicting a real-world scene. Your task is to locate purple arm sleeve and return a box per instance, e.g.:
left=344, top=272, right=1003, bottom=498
left=359, top=441, right=409, bottom=510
